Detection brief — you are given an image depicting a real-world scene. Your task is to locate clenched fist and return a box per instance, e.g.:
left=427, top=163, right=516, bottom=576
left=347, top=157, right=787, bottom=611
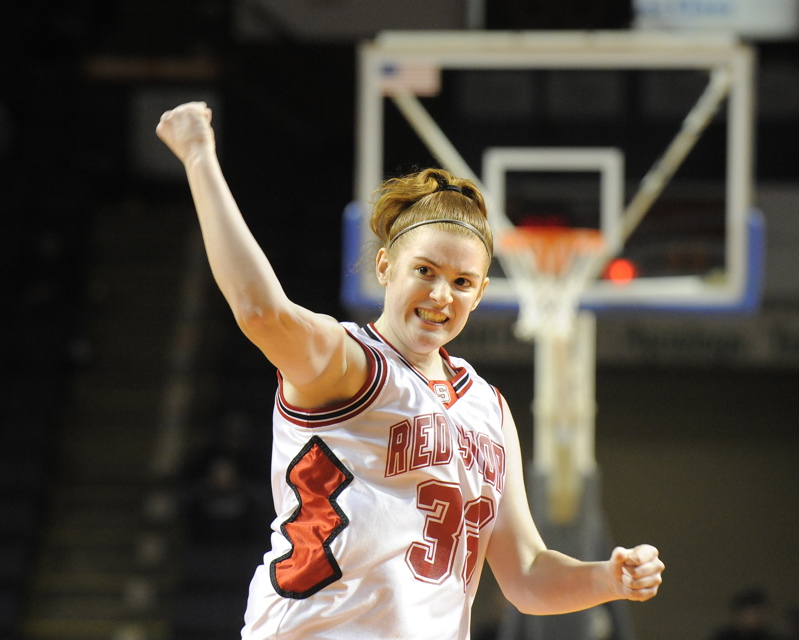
left=609, top=544, right=664, bottom=602
left=156, top=101, right=215, bottom=166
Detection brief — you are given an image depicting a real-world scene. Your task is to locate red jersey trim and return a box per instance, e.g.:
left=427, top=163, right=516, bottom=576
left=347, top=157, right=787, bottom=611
left=492, top=386, right=505, bottom=427
left=276, top=331, right=388, bottom=428
left=363, top=323, right=473, bottom=406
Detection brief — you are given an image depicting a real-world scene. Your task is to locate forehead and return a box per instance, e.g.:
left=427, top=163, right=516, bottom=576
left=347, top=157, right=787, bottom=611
left=392, top=226, right=490, bottom=273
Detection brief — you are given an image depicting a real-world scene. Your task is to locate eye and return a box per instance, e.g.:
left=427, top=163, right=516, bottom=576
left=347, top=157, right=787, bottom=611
left=416, top=266, right=432, bottom=277
left=454, top=277, right=473, bottom=288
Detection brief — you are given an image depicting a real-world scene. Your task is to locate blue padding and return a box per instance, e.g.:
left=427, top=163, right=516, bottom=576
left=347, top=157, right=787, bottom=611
left=341, top=202, right=381, bottom=313
left=582, top=208, right=765, bottom=314
left=735, top=208, right=766, bottom=312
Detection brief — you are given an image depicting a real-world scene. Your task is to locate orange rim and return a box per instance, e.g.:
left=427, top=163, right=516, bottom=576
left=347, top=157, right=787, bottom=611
left=499, top=227, right=604, bottom=275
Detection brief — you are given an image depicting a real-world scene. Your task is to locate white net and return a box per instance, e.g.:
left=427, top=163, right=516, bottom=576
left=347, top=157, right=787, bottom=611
left=501, top=229, right=607, bottom=342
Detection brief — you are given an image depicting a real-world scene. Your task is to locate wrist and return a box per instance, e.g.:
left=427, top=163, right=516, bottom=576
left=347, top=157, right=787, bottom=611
left=184, top=142, right=217, bottom=170
left=596, top=560, right=626, bottom=601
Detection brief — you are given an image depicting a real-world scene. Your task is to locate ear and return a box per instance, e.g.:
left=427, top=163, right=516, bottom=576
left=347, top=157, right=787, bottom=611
left=375, top=247, right=390, bottom=287
left=471, top=277, right=490, bottom=311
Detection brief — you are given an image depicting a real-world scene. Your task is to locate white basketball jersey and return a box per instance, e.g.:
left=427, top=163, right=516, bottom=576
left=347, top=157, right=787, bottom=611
left=242, top=323, right=507, bottom=640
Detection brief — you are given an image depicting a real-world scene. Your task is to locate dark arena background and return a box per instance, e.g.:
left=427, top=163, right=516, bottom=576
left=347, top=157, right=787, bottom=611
left=1, top=1, right=798, bottom=640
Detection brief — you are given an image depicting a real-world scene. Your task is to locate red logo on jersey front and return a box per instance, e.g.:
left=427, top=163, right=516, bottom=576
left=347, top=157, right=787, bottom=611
left=429, top=381, right=454, bottom=407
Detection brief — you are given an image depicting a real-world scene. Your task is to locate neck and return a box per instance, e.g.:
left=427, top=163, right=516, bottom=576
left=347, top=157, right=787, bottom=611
left=372, top=317, right=449, bottom=380
left=411, top=352, right=449, bottom=381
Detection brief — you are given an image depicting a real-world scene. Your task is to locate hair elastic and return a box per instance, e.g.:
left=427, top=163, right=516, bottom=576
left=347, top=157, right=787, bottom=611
left=438, top=184, right=463, bottom=194
left=387, top=218, right=492, bottom=258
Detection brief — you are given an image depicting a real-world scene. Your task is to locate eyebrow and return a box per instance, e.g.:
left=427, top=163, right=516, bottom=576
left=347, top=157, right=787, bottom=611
left=412, top=256, right=483, bottom=280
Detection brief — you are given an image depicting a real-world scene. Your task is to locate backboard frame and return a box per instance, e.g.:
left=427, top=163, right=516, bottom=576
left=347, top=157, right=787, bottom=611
left=348, top=30, right=760, bottom=314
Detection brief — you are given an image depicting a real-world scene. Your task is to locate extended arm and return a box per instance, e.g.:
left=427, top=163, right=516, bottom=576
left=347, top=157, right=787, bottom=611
left=487, top=395, right=664, bottom=615
left=156, top=102, right=366, bottom=406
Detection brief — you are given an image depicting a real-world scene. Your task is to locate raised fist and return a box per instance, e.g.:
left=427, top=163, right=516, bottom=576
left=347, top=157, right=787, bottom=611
left=156, top=101, right=215, bottom=165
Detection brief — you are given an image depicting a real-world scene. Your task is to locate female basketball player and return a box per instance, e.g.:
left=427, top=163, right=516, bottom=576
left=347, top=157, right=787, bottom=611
left=156, top=102, right=664, bottom=639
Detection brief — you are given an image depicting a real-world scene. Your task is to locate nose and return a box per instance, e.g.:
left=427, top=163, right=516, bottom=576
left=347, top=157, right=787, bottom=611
left=429, top=279, right=453, bottom=305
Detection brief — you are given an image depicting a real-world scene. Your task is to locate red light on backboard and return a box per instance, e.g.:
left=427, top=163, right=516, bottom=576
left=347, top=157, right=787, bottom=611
left=605, top=258, right=638, bottom=285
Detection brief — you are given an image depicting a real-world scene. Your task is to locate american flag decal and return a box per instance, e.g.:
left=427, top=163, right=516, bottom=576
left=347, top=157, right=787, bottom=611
left=378, top=61, right=441, bottom=97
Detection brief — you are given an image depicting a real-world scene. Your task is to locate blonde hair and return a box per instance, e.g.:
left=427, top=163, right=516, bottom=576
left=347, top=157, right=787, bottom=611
left=369, top=168, right=493, bottom=261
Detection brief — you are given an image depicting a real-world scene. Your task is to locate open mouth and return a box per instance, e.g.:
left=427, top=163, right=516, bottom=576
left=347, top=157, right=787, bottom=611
left=416, top=308, right=449, bottom=325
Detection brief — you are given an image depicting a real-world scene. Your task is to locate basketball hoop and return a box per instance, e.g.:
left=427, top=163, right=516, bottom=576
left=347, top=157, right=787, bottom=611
left=498, top=227, right=606, bottom=341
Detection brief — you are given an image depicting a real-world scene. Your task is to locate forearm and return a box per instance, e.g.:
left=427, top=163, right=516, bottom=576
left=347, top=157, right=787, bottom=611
left=155, top=102, right=364, bottom=392
left=488, top=399, right=663, bottom=616
left=184, top=148, right=288, bottom=323
left=509, top=550, right=621, bottom=616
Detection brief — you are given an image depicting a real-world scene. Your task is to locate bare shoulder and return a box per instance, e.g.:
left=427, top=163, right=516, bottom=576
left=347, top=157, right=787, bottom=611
left=279, top=314, right=371, bottom=410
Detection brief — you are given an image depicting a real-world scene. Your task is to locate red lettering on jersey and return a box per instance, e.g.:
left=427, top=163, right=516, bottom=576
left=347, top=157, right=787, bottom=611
left=407, top=483, right=497, bottom=588
left=385, top=414, right=454, bottom=477
left=462, top=496, right=495, bottom=586
left=432, top=413, right=453, bottom=465
left=454, top=424, right=505, bottom=493
left=492, top=441, right=506, bottom=494
left=410, top=414, right=433, bottom=470
left=455, top=424, right=476, bottom=470
left=385, top=420, right=411, bottom=477
left=406, top=480, right=463, bottom=584
left=477, top=433, right=496, bottom=486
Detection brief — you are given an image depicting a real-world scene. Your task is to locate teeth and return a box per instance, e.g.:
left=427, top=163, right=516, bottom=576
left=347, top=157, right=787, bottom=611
left=417, top=308, right=448, bottom=324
